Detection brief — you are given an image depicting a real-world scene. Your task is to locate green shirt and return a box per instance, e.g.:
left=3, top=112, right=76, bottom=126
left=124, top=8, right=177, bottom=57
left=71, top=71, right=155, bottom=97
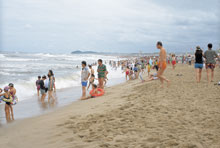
left=98, top=64, right=107, bottom=78
left=204, top=50, right=218, bottom=64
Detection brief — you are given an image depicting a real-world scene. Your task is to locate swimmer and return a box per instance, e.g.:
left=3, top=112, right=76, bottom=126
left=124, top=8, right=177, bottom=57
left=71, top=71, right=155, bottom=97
left=36, top=76, right=41, bottom=96
left=0, top=86, right=13, bottom=122
left=87, top=65, right=95, bottom=90
left=156, top=41, right=170, bottom=88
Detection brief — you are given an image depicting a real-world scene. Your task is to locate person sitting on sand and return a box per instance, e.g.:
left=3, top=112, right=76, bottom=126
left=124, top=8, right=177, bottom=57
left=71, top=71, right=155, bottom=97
left=87, top=65, right=95, bottom=90
left=156, top=41, right=170, bottom=88
left=0, top=86, right=13, bottom=122
left=82, top=84, right=104, bottom=100
left=81, top=61, right=90, bottom=100
left=145, top=73, right=158, bottom=82
left=97, top=59, right=107, bottom=89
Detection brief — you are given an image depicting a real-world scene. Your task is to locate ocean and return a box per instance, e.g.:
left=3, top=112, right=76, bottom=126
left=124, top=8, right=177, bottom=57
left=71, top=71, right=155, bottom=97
left=0, top=52, right=126, bottom=124
left=0, top=52, right=125, bottom=101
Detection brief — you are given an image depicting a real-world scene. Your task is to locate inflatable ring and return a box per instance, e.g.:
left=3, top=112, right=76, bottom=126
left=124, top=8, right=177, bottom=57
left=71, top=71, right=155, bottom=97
left=89, top=88, right=104, bottom=97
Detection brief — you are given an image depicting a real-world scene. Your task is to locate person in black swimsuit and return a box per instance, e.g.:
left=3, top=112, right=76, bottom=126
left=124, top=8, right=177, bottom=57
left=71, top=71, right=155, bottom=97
left=0, top=86, right=13, bottom=122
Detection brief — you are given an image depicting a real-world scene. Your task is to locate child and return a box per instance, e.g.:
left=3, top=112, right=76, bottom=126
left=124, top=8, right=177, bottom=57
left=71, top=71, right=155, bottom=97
left=0, top=86, right=13, bottom=122
left=124, top=66, right=130, bottom=81
left=36, top=76, right=41, bottom=96
left=82, top=84, right=101, bottom=100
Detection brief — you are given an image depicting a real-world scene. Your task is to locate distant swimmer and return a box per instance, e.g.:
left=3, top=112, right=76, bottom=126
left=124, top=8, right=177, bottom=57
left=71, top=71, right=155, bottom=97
left=156, top=41, right=170, bottom=88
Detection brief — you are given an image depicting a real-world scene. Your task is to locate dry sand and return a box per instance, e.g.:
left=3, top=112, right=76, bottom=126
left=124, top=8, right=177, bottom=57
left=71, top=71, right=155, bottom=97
left=0, top=64, right=220, bottom=148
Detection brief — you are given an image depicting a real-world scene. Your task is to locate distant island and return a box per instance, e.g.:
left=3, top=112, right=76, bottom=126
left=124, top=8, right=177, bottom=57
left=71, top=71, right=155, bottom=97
left=71, top=50, right=98, bottom=54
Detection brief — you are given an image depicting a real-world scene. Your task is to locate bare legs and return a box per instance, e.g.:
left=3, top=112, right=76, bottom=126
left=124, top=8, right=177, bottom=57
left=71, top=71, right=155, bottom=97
left=157, top=68, right=170, bottom=88
left=5, top=104, right=11, bottom=122
left=206, top=68, right=214, bottom=83
left=195, top=68, right=202, bottom=83
left=81, top=86, right=86, bottom=100
left=98, top=78, right=104, bottom=89
left=48, top=90, right=55, bottom=102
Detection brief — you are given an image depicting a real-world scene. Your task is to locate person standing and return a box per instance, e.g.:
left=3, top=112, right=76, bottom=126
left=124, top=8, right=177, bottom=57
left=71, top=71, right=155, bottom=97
left=156, top=41, right=170, bottom=88
left=87, top=65, right=95, bottom=90
left=36, top=76, right=41, bottom=96
left=81, top=61, right=90, bottom=99
left=97, top=59, right=107, bottom=89
left=39, top=75, right=47, bottom=101
left=47, top=70, right=56, bottom=102
left=204, top=43, right=218, bottom=83
left=194, top=46, right=204, bottom=83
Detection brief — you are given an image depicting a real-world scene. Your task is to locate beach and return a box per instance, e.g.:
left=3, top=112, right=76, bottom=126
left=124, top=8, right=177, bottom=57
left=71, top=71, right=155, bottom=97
left=0, top=64, right=219, bottom=148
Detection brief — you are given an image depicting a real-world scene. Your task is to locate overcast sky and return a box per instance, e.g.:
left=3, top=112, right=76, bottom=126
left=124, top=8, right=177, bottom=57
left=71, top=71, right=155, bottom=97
left=1, top=0, right=220, bottom=53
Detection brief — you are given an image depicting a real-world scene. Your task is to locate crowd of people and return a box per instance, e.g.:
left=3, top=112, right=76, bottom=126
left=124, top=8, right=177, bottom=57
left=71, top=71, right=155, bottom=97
left=1, top=41, right=219, bottom=123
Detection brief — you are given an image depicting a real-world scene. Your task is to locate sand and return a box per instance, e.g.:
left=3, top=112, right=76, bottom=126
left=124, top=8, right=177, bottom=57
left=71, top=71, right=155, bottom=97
left=0, top=64, right=220, bottom=148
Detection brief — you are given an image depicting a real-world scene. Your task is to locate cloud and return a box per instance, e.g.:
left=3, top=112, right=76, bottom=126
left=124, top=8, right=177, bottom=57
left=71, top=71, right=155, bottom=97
left=1, top=0, right=220, bottom=53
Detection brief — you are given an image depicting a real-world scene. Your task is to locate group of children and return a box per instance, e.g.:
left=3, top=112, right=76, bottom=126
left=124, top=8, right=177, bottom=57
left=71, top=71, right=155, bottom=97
left=35, top=70, right=56, bottom=102
left=0, top=83, right=17, bottom=122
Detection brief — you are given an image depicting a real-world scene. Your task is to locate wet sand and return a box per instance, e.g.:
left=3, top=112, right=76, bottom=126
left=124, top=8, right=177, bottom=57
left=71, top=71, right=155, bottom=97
left=0, top=64, right=220, bottom=148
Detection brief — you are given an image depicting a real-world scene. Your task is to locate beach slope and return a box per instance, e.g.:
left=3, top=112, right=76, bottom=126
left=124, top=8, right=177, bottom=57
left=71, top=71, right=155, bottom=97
left=0, top=65, right=220, bottom=148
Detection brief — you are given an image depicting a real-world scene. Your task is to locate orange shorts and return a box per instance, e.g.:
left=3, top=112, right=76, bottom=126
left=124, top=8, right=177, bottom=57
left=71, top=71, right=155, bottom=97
left=158, top=62, right=167, bottom=70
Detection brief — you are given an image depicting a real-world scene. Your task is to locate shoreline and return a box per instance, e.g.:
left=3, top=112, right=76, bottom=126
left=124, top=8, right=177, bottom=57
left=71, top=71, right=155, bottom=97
left=0, top=64, right=220, bottom=147
left=0, top=76, right=125, bottom=125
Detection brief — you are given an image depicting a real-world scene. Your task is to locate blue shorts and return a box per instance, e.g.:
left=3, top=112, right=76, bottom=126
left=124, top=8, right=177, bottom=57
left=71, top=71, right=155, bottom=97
left=81, top=81, right=88, bottom=87
left=194, top=63, right=203, bottom=69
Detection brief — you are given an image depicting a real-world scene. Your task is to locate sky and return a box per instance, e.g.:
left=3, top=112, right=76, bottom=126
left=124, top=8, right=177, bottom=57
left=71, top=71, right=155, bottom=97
left=1, top=0, right=220, bottom=53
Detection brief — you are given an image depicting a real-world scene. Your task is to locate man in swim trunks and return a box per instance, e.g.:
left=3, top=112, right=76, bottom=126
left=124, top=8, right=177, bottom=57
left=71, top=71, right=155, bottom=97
left=204, top=43, right=218, bottom=83
left=97, top=59, right=107, bottom=89
left=156, top=41, right=170, bottom=88
left=81, top=61, right=90, bottom=99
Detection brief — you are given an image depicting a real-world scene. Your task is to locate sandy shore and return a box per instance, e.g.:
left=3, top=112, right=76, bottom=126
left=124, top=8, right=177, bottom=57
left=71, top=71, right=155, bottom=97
left=0, top=64, right=220, bottom=148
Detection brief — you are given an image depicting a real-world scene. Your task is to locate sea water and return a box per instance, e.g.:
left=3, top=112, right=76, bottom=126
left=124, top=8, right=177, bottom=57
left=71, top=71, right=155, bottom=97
left=0, top=52, right=125, bottom=102
left=0, top=52, right=126, bottom=124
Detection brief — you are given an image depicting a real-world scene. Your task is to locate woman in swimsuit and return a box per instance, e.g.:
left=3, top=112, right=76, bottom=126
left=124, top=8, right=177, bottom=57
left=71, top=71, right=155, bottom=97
left=0, top=86, right=13, bottom=122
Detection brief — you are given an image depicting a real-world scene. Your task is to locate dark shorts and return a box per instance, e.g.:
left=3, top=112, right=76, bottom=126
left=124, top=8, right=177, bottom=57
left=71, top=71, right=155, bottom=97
left=195, top=63, right=203, bottom=69
left=206, top=63, right=215, bottom=70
